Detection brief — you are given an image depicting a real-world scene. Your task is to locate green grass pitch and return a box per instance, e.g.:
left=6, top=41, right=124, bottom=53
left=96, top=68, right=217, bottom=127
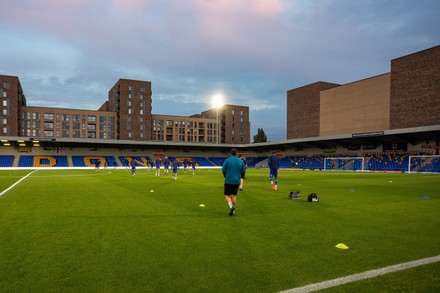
left=0, top=168, right=439, bottom=292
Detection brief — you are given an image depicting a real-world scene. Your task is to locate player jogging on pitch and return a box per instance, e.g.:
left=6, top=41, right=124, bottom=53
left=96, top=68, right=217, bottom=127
left=268, top=151, right=280, bottom=191
left=222, top=148, right=246, bottom=216
left=172, top=157, right=180, bottom=180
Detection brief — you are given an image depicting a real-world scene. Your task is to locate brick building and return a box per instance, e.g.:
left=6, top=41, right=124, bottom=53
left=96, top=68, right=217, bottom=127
left=199, top=104, right=250, bottom=144
left=0, top=76, right=251, bottom=144
left=287, top=45, right=440, bottom=139
left=0, top=75, right=26, bottom=137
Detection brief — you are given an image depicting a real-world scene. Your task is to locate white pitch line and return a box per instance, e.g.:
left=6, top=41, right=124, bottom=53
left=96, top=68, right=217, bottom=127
left=279, top=255, right=440, bottom=293
left=0, top=170, right=37, bottom=197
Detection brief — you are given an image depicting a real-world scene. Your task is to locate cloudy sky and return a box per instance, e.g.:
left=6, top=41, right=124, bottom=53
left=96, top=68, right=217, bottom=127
left=1, top=0, right=439, bottom=141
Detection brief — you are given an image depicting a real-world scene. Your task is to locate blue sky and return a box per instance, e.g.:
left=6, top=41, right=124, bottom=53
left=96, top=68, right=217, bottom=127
left=1, top=0, right=439, bottom=141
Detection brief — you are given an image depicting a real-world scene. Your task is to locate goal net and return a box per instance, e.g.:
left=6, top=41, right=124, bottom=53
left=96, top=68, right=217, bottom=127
left=408, top=155, right=440, bottom=173
left=324, top=157, right=365, bottom=172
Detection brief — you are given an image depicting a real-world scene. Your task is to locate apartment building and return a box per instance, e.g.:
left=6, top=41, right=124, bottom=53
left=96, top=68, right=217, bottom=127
left=0, top=76, right=251, bottom=144
left=287, top=45, right=440, bottom=139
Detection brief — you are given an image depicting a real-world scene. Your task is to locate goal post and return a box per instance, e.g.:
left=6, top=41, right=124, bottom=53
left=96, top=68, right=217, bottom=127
left=324, top=157, right=365, bottom=172
left=408, top=155, right=440, bottom=173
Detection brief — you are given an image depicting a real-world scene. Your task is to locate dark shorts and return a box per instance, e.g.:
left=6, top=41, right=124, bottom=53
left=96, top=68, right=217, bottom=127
left=241, top=173, right=245, bottom=179
left=270, top=168, right=278, bottom=178
left=224, top=184, right=239, bottom=196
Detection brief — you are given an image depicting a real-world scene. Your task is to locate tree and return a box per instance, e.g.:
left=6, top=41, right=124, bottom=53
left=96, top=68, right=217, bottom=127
left=253, top=128, right=267, bottom=143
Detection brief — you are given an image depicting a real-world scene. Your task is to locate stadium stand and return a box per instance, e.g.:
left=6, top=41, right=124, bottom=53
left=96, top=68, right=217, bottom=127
left=118, top=156, right=151, bottom=167
left=18, top=155, right=68, bottom=167
left=208, top=157, right=227, bottom=166
left=191, top=157, right=216, bottom=167
left=5, top=151, right=438, bottom=172
left=0, top=155, right=14, bottom=167
left=72, top=156, right=118, bottom=167
left=245, top=157, right=266, bottom=167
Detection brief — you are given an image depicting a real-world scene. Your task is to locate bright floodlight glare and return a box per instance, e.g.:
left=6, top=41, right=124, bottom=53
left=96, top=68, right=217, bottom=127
left=212, top=94, right=223, bottom=108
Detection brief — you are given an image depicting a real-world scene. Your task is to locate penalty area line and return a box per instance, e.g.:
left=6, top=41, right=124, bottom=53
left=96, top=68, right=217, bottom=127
left=0, top=170, right=37, bottom=197
left=279, top=255, right=440, bottom=293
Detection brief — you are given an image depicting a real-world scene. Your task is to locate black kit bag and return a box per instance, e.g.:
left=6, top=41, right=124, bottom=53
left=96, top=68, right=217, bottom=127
left=289, top=191, right=301, bottom=200
left=307, top=193, right=319, bottom=202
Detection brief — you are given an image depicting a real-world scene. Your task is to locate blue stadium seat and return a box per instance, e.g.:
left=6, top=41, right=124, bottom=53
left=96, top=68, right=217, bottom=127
left=0, top=155, right=14, bottom=167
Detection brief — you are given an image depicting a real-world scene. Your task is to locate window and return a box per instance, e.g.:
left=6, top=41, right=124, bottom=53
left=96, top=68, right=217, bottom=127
left=2, top=91, right=6, bottom=98
left=87, top=124, right=96, bottom=131
left=3, top=127, right=7, bottom=134
left=2, top=100, right=6, bottom=106
left=32, top=112, right=40, bottom=120
left=32, top=121, right=40, bottom=128
left=100, top=116, right=107, bottom=123
left=62, top=114, right=69, bottom=121
left=62, top=130, right=69, bottom=137
left=140, top=109, right=143, bottom=115
left=88, top=116, right=97, bottom=123
left=128, top=108, right=132, bottom=114
left=44, top=113, right=54, bottom=120
left=44, top=122, right=54, bottom=129
left=140, top=86, right=146, bottom=92
left=3, top=82, right=10, bottom=89
left=100, top=124, right=107, bottom=131
left=2, top=109, right=7, bottom=115
left=62, top=122, right=69, bottom=129
left=127, top=100, right=131, bottom=107
left=2, top=118, right=6, bottom=124
left=166, top=120, right=173, bottom=126
left=44, top=130, right=54, bottom=136
left=73, top=114, right=80, bottom=122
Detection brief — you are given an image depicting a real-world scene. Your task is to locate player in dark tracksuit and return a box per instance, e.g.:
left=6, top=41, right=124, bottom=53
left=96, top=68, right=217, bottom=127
left=268, top=152, right=280, bottom=191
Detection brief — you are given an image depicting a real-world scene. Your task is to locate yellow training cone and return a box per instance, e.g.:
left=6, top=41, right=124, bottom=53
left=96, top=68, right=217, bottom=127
left=199, top=204, right=205, bottom=207
left=335, top=243, right=349, bottom=249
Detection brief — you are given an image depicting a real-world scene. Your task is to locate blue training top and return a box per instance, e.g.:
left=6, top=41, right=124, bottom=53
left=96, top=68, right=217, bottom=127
left=222, top=155, right=246, bottom=185
left=268, top=154, right=280, bottom=169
